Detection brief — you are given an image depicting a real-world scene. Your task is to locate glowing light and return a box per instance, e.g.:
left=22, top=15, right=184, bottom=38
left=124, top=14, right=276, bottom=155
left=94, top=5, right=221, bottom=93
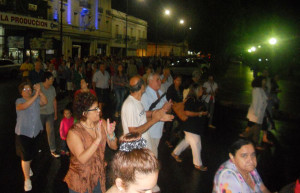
left=179, top=19, right=184, bottom=24
left=94, top=0, right=98, bottom=29
left=269, top=38, right=277, bottom=45
left=67, top=0, right=72, bottom=24
left=189, top=27, right=192, bottom=30
left=165, top=9, right=170, bottom=15
left=258, top=58, right=262, bottom=62
left=251, top=47, right=256, bottom=52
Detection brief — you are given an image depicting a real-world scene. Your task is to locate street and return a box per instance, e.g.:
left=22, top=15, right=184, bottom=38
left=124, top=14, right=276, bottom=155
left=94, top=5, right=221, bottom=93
left=0, top=63, right=299, bottom=193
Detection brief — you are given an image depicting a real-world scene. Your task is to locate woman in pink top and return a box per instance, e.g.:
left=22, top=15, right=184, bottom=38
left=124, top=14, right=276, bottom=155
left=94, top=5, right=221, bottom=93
left=60, top=107, right=74, bottom=155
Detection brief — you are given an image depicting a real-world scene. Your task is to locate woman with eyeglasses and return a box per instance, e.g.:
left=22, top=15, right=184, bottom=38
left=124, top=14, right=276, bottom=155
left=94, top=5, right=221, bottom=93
left=64, top=92, right=118, bottom=193
left=15, top=81, right=47, bottom=191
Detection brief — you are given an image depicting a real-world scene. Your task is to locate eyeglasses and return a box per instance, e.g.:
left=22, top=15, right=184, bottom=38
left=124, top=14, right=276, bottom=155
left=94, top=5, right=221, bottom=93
left=87, top=107, right=101, bottom=112
left=23, top=88, right=32, bottom=91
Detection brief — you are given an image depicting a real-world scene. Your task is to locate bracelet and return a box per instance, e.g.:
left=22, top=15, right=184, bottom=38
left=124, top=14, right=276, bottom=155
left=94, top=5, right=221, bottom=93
left=107, top=132, right=116, bottom=141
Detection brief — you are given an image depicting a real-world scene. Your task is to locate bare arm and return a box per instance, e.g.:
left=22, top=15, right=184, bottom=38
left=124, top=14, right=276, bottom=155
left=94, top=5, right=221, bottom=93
left=39, top=91, right=47, bottom=106
left=16, top=93, right=39, bottom=111
left=260, top=184, right=271, bottom=193
left=128, top=118, right=157, bottom=135
left=67, top=130, right=101, bottom=164
left=184, top=111, right=208, bottom=117
left=129, top=109, right=173, bottom=134
left=103, top=119, right=118, bottom=150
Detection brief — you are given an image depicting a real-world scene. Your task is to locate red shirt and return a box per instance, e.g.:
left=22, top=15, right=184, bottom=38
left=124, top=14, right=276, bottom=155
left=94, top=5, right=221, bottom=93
left=74, top=89, right=97, bottom=98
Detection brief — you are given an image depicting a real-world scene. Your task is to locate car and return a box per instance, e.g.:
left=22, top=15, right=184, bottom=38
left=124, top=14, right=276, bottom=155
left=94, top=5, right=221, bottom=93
left=0, top=59, right=21, bottom=78
left=169, top=58, right=210, bottom=76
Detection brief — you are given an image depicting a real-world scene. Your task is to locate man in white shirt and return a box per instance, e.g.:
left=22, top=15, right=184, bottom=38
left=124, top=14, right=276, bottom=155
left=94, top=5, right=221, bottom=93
left=92, top=63, right=110, bottom=108
left=121, top=75, right=173, bottom=193
left=160, top=67, right=173, bottom=93
left=202, top=74, right=218, bottom=128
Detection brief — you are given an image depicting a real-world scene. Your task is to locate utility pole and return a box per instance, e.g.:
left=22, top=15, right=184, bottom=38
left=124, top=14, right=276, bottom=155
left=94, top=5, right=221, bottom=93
left=60, top=0, right=63, bottom=58
left=125, top=0, right=128, bottom=57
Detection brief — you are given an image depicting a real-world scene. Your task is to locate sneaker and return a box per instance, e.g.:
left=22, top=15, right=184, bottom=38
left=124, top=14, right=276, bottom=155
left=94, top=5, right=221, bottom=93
left=24, top=179, right=32, bottom=191
left=171, top=152, right=182, bottom=163
left=51, top=151, right=61, bottom=158
left=29, top=168, right=33, bottom=177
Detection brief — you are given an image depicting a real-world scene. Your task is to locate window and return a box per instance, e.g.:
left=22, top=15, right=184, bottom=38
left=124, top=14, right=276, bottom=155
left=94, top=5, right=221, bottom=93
left=115, top=25, right=119, bottom=37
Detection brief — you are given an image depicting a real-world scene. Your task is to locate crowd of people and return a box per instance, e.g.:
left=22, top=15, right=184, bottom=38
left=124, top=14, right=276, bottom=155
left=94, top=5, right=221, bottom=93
left=14, top=55, right=299, bottom=193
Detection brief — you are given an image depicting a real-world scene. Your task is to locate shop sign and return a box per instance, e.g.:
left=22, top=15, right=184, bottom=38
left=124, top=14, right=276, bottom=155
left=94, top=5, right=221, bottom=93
left=0, top=12, right=58, bottom=30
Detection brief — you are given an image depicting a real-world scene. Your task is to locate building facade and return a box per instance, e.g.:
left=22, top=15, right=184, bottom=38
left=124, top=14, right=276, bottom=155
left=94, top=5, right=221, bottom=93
left=147, top=41, right=188, bottom=57
left=110, top=9, right=147, bottom=57
left=0, top=0, right=148, bottom=63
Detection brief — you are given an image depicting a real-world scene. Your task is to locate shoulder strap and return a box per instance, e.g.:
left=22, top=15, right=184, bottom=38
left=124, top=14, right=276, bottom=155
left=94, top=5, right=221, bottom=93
left=148, top=93, right=166, bottom=111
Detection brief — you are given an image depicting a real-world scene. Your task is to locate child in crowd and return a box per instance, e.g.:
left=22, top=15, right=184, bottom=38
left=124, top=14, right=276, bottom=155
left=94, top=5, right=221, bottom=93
left=59, top=107, right=74, bottom=156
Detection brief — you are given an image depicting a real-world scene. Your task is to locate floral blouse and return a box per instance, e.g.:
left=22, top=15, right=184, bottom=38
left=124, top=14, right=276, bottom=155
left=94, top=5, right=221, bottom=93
left=213, top=160, right=263, bottom=193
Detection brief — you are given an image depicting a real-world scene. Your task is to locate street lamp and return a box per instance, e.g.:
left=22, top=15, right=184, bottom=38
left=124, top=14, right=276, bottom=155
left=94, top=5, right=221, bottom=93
left=269, top=38, right=277, bottom=45
left=165, top=9, right=170, bottom=15
left=155, top=8, right=171, bottom=56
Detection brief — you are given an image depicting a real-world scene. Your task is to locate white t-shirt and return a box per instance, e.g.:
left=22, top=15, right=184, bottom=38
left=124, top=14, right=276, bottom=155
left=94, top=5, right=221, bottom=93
left=92, top=70, right=110, bottom=88
left=121, top=95, right=152, bottom=148
left=202, top=81, right=218, bottom=103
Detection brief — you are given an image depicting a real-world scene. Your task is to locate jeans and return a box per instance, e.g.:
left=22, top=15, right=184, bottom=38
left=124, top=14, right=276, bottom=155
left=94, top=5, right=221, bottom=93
left=69, top=181, right=101, bottom=193
left=114, top=87, right=126, bottom=112
left=40, top=113, right=56, bottom=152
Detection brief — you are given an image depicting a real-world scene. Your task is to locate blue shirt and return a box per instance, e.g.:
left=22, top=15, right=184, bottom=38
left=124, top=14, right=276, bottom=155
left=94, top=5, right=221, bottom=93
left=15, top=97, right=43, bottom=138
left=141, top=86, right=167, bottom=139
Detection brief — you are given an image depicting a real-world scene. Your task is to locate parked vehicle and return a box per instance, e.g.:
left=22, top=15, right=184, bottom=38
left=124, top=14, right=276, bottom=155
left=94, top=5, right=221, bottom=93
left=0, top=59, right=21, bottom=78
left=169, top=58, right=210, bottom=76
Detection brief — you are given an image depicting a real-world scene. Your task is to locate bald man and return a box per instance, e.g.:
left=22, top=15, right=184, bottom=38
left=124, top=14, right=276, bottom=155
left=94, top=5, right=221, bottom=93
left=121, top=75, right=173, bottom=149
left=29, top=61, right=44, bottom=84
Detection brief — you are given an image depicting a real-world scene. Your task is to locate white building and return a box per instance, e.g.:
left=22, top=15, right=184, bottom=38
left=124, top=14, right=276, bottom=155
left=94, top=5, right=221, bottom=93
left=0, top=0, right=148, bottom=62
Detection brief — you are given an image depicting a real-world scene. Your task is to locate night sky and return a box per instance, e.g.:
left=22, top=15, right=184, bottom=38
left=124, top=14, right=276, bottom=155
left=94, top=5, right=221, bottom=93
left=112, top=0, right=300, bottom=54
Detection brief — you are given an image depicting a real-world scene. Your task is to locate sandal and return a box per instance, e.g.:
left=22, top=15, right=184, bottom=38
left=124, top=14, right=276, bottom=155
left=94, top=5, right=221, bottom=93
left=194, top=165, right=208, bottom=171
left=171, top=152, right=182, bottom=162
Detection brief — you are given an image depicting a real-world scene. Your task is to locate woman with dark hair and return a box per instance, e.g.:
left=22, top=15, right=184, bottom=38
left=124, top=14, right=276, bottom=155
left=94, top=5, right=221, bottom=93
left=113, top=64, right=128, bottom=117
left=107, top=132, right=159, bottom=193
left=15, top=81, right=47, bottom=191
left=74, top=78, right=96, bottom=98
left=240, top=76, right=268, bottom=147
left=165, top=75, right=183, bottom=147
left=64, top=92, right=118, bottom=193
left=171, top=83, right=208, bottom=171
left=213, top=138, right=271, bottom=193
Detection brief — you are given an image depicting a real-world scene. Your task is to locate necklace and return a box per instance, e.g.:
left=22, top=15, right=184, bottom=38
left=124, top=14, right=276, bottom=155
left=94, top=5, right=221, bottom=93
left=80, top=122, right=95, bottom=130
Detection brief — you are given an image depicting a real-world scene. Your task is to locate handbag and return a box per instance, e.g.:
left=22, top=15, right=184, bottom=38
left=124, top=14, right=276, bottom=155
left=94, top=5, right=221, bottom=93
left=172, top=99, right=188, bottom=121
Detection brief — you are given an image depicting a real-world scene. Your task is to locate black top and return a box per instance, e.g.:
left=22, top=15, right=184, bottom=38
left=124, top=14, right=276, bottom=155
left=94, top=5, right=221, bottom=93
left=166, top=84, right=183, bottom=103
left=29, top=70, right=44, bottom=85
left=181, top=97, right=207, bottom=135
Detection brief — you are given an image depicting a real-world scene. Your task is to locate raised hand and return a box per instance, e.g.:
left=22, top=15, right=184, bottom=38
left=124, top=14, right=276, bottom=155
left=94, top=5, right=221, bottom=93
left=162, top=99, right=172, bottom=111
left=106, top=118, right=116, bottom=135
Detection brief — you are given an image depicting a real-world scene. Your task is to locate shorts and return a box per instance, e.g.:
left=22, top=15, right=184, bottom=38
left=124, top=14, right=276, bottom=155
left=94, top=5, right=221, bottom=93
left=15, top=133, right=40, bottom=161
